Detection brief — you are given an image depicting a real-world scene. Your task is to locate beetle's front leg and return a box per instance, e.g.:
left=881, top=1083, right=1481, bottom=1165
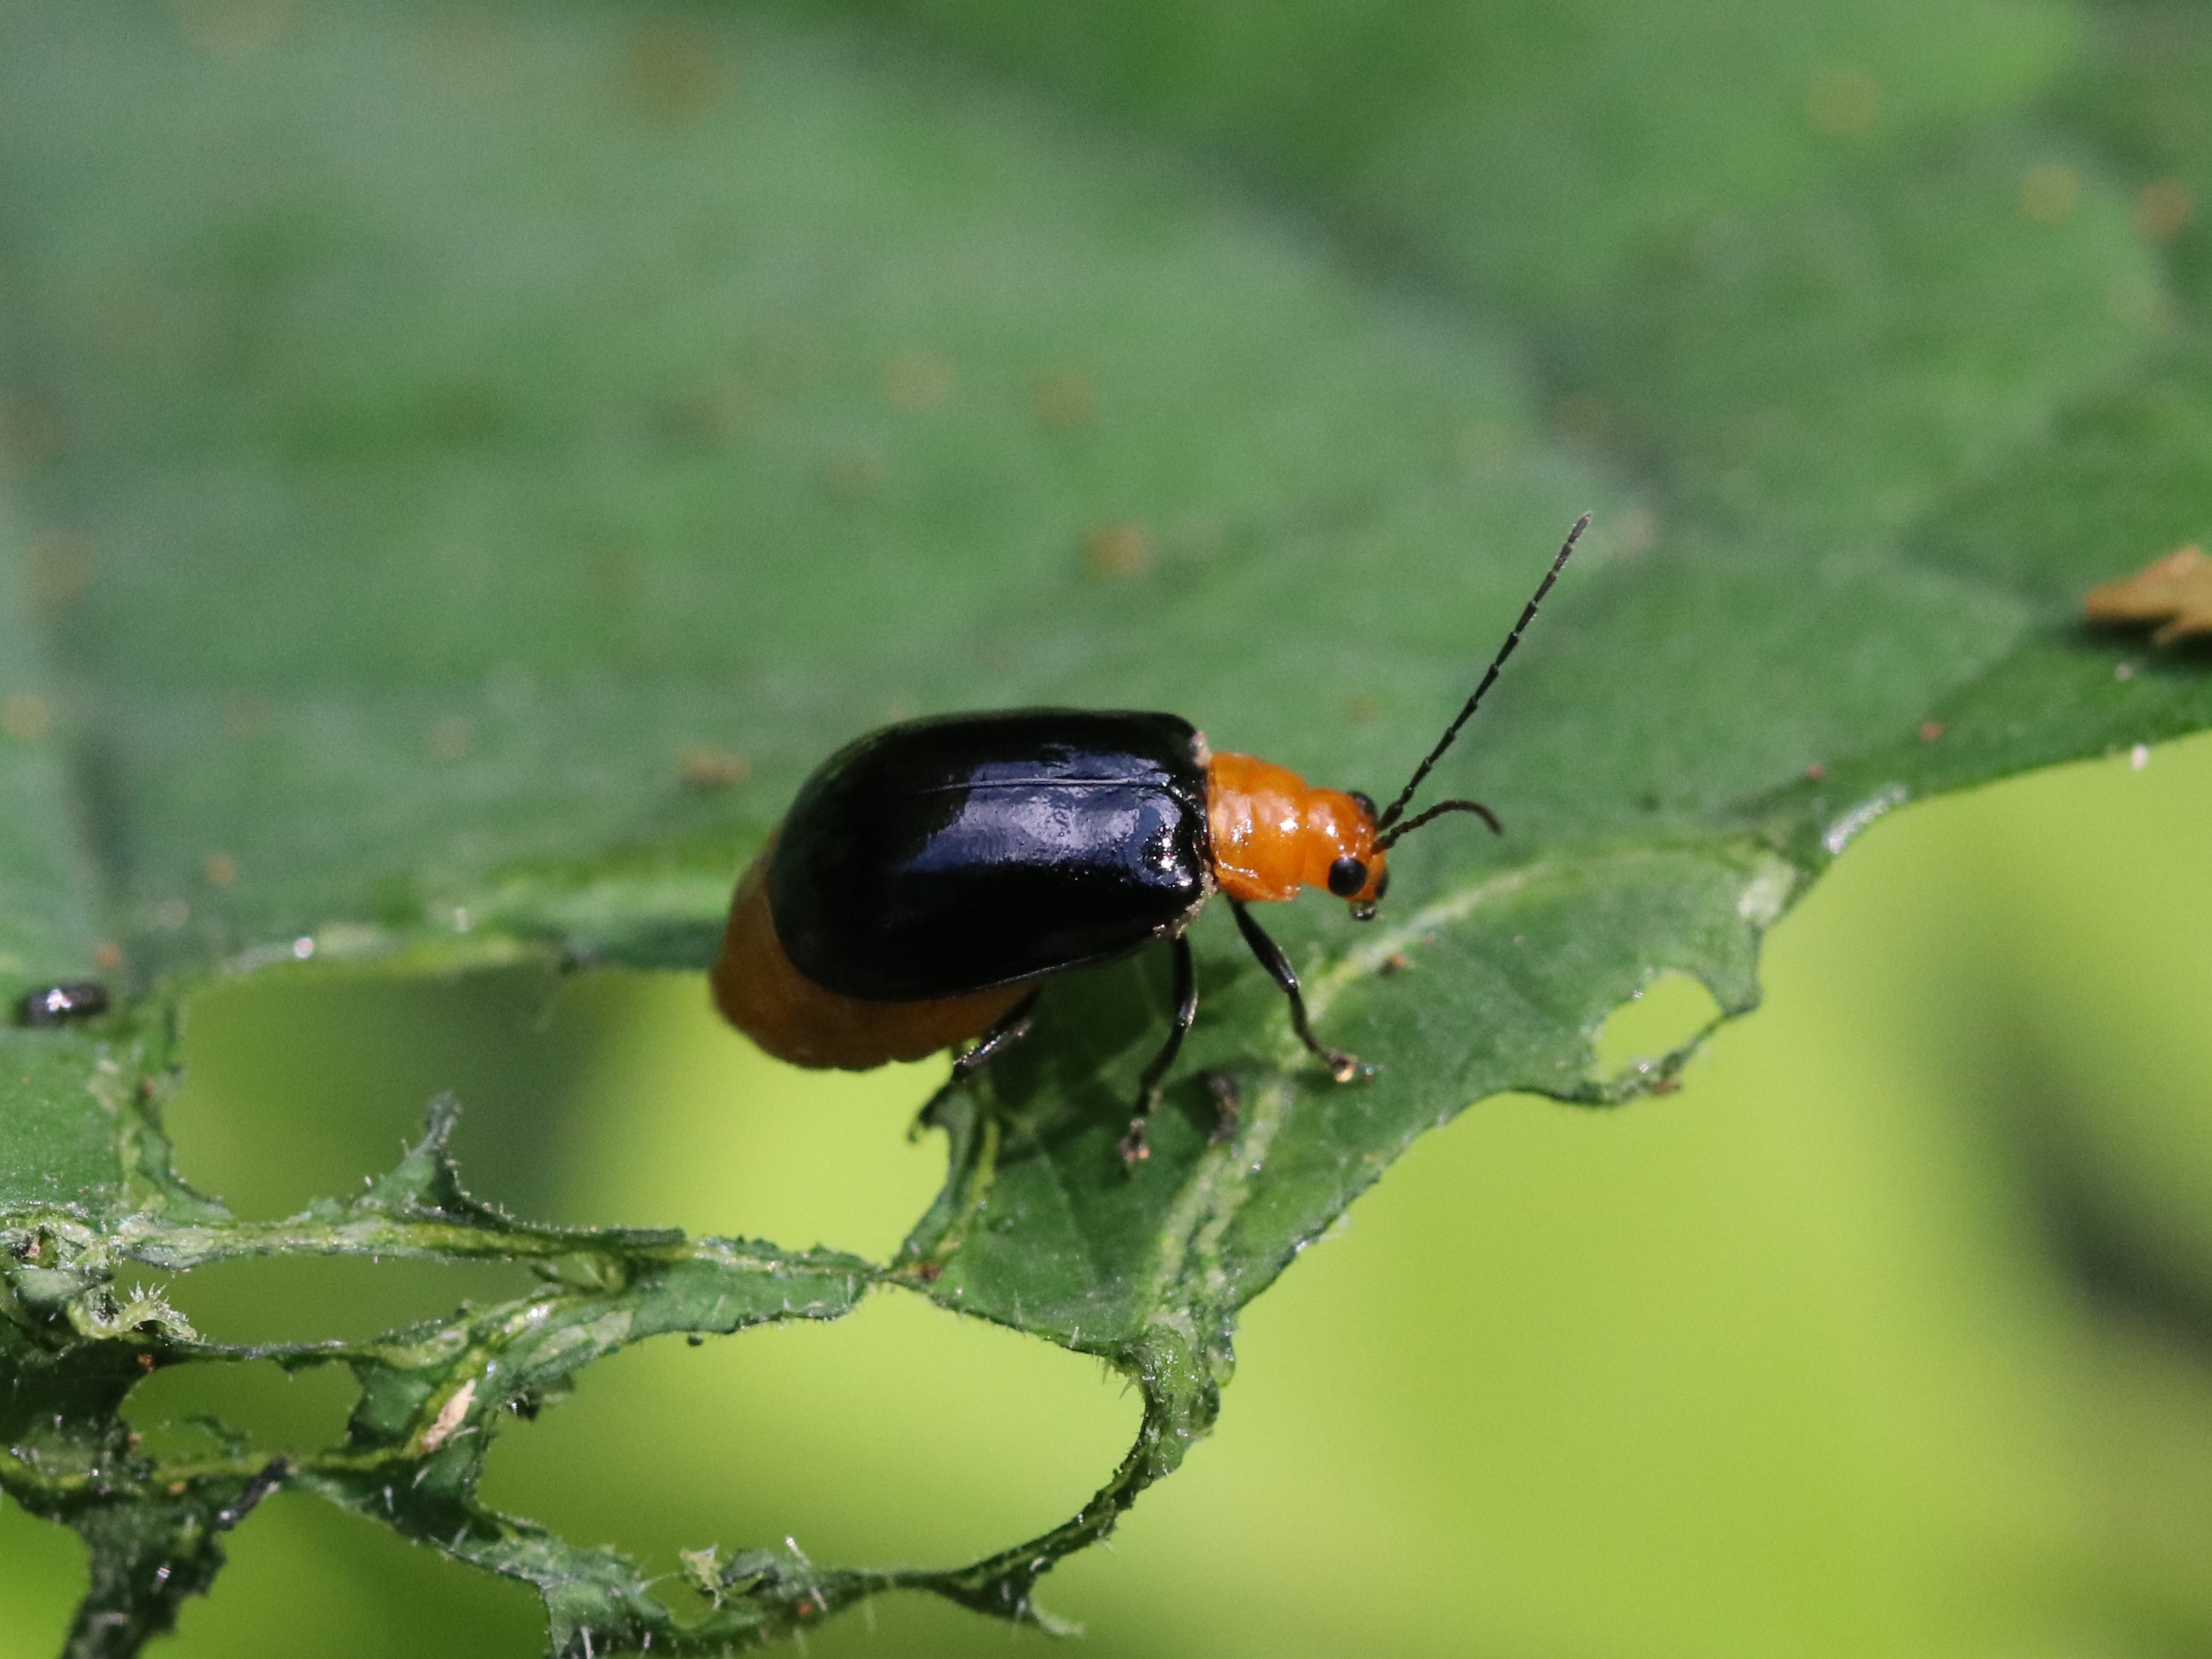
left=1119, top=934, right=1196, bottom=1165
left=1228, top=898, right=1368, bottom=1083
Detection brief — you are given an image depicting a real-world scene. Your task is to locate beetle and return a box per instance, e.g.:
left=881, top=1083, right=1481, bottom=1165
left=13, top=981, right=110, bottom=1027
left=712, top=514, right=1586, bottom=1161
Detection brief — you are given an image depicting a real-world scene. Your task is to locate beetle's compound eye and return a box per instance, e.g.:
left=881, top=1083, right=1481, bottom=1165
left=1374, top=869, right=1390, bottom=901
left=1327, top=855, right=1369, bottom=898
left=1349, top=790, right=1377, bottom=821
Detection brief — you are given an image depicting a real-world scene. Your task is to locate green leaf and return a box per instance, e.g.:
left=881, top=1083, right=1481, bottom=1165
left=4, top=0, right=2212, bottom=1650
left=0, top=508, right=115, bottom=1214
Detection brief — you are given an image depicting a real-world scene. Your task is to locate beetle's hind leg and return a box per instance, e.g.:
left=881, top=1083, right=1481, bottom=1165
left=1119, top=934, right=1197, bottom=1166
left=1228, top=899, right=1367, bottom=1084
left=914, top=990, right=1041, bottom=1136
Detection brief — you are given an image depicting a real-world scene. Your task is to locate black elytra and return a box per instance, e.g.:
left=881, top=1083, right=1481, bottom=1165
left=767, top=709, right=1211, bottom=1002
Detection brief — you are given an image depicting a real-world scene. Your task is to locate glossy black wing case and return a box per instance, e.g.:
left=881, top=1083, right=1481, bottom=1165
left=767, top=709, right=1211, bottom=1000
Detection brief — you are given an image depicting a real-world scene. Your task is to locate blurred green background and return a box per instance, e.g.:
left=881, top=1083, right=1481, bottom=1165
left=7, top=0, right=2212, bottom=1651
left=6, top=733, right=2211, bottom=1656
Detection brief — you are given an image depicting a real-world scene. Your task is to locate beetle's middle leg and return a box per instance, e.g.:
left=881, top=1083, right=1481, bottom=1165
left=1119, top=934, right=1196, bottom=1165
left=915, top=990, right=1041, bottom=1133
left=1228, top=898, right=1363, bottom=1083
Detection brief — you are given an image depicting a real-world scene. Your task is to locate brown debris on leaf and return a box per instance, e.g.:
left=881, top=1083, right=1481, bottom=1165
left=2085, top=544, right=2212, bottom=646
left=679, top=746, right=751, bottom=789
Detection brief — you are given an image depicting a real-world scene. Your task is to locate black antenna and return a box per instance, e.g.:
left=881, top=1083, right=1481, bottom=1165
left=1377, top=797, right=1501, bottom=844
left=1372, top=513, right=1589, bottom=849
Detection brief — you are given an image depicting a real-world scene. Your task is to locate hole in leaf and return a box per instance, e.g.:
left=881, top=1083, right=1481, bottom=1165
left=162, top=1492, right=542, bottom=1659
left=477, top=1290, right=1140, bottom=1577
left=545, top=971, right=950, bottom=1260
left=168, top=963, right=624, bottom=1223
left=125, top=1358, right=359, bottom=1462
left=163, top=1254, right=536, bottom=1348
left=1593, top=971, right=1724, bottom=1085
left=169, top=964, right=952, bottom=1257
left=0, top=1489, right=85, bottom=1653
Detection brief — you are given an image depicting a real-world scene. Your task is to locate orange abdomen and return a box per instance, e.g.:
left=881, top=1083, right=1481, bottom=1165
left=711, top=834, right=1034, bottom=1072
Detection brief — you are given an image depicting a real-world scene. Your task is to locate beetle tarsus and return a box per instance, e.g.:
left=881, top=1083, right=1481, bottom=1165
left=1323, top=1051, right=1368, bottom=1084
left=1118, top=1117, right=1152, bottom=1165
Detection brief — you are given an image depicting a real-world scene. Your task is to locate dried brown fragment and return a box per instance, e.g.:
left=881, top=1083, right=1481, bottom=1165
left=418, top=1379, right=476, bottom=1452
left=1032, top=367, right=1097, bottom=429
left=1204, top=1071, right=1242, bottom=1143
left=626, top=23, right=725, bottom=123
left=680, top=746, right=751, bottom=789
left=2137, top=179, right=2193, bottom=242
left=27, top=530, right=93, bottom=611
left=2084, top=544, right=2212, bottom=646
left=1, top=693, right=50, bottom=742
left=1082, top=521, right=1151, bottom=579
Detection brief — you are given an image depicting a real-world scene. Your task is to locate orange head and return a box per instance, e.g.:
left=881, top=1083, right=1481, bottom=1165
left=1206, top=752, right=1390, bottom=917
